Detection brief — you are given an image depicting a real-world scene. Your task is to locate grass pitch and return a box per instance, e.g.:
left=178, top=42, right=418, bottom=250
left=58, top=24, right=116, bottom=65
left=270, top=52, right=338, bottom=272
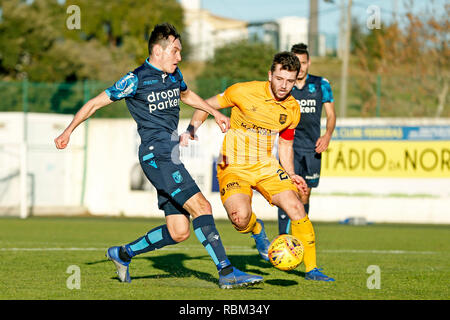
left=0, top=216, right=449, bottom=300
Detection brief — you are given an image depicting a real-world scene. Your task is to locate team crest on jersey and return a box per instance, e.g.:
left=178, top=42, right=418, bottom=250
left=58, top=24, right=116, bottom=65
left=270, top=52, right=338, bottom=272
left=308, top=83, right=316, bottom=94
left=172, top=170, right=183, bottom=183
left=279, top=114, right=287, bottom=124
left=115, top=73, right=135, bottom=91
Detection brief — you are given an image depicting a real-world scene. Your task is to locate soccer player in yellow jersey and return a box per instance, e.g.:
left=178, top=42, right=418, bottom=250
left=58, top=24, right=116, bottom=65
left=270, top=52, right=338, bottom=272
left=182, top=52, right=334, bottom=281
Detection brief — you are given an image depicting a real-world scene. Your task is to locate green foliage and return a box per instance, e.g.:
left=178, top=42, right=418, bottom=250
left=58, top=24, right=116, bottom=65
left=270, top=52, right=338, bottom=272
left=64, top=0, right=183, bottom=65
left=350, top=4, right=449, bottom=117
left=0, top=0, right=184, bottom=82
left=0, top=0, right=63, bottom=80
left=0, top=0, right=185, bottom=116
left=201, top=40, right=276, bottom=80
left=195, top=40, right=276, bottom=99
left=0, top=1, right=447, bottom=118
left=0, top=79, right=131, bottom=116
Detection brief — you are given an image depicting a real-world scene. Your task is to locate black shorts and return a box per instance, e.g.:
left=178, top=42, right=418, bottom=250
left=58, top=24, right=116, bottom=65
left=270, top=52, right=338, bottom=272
left=294, top=150, right=322, bottom=188
left=139, top=140, right=200, bottom=216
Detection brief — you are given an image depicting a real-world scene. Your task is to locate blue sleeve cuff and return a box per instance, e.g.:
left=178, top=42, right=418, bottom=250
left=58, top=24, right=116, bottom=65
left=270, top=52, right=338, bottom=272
left=105, top=72, right=138, bottom=101
left=321, top=78, right=334, bottom=103
left=176, top=68, right=188, bottom=91
left=180, top=80, right=188, bottom=91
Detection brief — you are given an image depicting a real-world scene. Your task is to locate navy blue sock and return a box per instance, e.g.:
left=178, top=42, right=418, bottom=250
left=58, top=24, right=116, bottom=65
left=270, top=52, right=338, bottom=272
left=124, top=224, right=177, bottom=257
left=192, top=214, right=231, bottom=272
left=304, top=203, right=310, bottom=215
left=277, top=208, right=291, bottom=235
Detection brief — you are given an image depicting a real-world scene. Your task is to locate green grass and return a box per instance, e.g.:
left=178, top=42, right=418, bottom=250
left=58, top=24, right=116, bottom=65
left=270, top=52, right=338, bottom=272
left=315, top=192, right=440, bottom=198
left=0, top=217, right=449, bottom=300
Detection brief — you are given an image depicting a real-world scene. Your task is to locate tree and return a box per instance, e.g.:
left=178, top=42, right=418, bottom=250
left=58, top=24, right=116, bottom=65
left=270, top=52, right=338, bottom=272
left=352, top=2, right=449, bottom=117
left=0, top=0, right=63, bottom=80
left=195, top=40, right=277, bottom=99
left=0, top=0, right=185, bottom=82
left=64, top=0, right=183, bottom=66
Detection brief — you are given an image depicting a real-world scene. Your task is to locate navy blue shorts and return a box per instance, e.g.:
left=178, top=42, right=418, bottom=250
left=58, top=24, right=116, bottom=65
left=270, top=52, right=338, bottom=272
left=139, top=140, right=200, bottom=216
left=293, top=150, right=322, bottom=188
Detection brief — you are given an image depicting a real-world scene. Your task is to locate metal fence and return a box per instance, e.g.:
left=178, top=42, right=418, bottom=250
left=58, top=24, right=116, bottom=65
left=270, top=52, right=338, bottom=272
left=0, top=76, right=447, bottom=118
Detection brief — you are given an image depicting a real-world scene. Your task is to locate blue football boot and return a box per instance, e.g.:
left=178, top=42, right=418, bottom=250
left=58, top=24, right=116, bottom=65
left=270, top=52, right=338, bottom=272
left=251, top=219, right=270, bottom=261
left=219, top=267, right=263, bottom=289
left=305, top=268, right=335, bottom=282
left=106, top=246, right=131, bottom=283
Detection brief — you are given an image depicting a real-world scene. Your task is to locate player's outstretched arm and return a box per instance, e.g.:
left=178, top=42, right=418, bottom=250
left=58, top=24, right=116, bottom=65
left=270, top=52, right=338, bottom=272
left=180, top=90, right=230, bottom=132
left=54, top=91, right=113, bottom=149
left=180, top=93, right=229, bottom=146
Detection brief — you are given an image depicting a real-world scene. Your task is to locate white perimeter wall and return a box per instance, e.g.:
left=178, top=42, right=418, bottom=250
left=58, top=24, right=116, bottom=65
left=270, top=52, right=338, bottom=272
left=0, top=113, right=85, bottom=215
left=1, top=113, right=449, bottom=224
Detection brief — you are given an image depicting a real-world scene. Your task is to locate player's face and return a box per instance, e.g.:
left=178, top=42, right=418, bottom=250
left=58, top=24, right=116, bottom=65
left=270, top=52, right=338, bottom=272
left=295, top=53, right=310, bottom=81
left=161, top=36, right=182, bottom=74
left=268, top=64, right=298, bottom=101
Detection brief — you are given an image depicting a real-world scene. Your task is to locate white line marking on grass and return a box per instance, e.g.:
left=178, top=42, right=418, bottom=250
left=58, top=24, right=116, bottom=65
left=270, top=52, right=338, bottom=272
left=321, top=249, right=439, bottom=255
left=0, top=247, right=104, bottom=251
left=0, top=247, right=439, bottom=255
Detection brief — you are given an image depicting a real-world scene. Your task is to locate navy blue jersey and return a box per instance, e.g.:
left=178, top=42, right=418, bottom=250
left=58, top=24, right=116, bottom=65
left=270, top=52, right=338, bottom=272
left=291, top=74, right=333, bottom=151
left=105, top=58, right=188, bottom=142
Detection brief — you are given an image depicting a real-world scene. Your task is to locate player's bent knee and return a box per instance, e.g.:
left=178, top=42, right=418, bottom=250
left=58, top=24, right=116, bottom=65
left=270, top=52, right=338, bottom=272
left=183, top=193, right=212, bottom=217
left=170, top=228, right=190, bottom=243
left=228, top=210, right=252, bottom=232
left=166, top=216, right=191, bottom=243
left=201, top=200, right=212, bottom=214
left=283, top=199, right=306, bottom=220
left=194, top=200, right=212, bottom=216
left=234, top=214, right=256, bottom=234
left=299, top=191, right=311, bottom=204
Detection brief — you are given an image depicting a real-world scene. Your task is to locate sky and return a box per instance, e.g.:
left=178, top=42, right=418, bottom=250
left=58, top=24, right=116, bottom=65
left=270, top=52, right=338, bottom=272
left=198, top=0, right=448, bottom=35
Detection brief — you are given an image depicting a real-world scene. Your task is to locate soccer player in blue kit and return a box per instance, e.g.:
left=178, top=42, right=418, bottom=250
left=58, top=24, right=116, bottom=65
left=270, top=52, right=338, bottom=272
left=278, top=43, right=336, bottom=236
left=54, top=23, right=262, bottom=289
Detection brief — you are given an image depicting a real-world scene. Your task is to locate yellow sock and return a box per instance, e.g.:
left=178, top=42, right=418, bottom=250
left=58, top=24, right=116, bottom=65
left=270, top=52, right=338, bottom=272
left=252, top=217, right=262, bottom=235
left=234, top=212, right=258, bottom=234
left=291, top=216, right=317, bottom=272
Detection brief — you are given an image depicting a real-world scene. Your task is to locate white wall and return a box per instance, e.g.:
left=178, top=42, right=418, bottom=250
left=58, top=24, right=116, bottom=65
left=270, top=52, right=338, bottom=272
left=0, top=113, right=86, bottom=215
left=1, top=113, right=449, bottom=224
left=277, top=17, right=309, bottom=52
left=182, top=9, right=248, bottom=61
left=180, top=0, right=201, bottom=10
left=65, top=117, right=450, bottom=224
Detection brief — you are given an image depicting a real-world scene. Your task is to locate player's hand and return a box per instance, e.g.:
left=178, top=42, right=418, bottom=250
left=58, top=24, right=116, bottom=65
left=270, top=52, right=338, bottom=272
left=290, top=174, right=308, bottom=195
left=213, top=111, right=230, bottom=133
left=179, top=131, right=197, bottom=147
left=54, top=131, right=70, bottom=149
left=315, top=133, right=331, bottom=153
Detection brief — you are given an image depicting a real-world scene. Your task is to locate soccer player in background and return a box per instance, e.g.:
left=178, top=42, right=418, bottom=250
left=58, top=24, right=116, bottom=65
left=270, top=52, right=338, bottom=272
left=54, top=23, right=263, bottom=289
left=182, top=52, right=334, bottom=281
left=277, top=43, right=336, bottom=235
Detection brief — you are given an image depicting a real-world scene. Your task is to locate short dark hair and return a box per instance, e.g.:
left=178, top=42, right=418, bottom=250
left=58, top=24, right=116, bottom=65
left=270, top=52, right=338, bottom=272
left=148, top=22, right=181, bottom=55
left=270, top=51, right=300, bottom=75
left=291, top=43, right=309, bottom=60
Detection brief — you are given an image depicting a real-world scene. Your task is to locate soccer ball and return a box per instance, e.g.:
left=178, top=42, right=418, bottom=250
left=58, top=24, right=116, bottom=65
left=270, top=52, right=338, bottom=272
left=268, top=234, right=304, bottom=271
